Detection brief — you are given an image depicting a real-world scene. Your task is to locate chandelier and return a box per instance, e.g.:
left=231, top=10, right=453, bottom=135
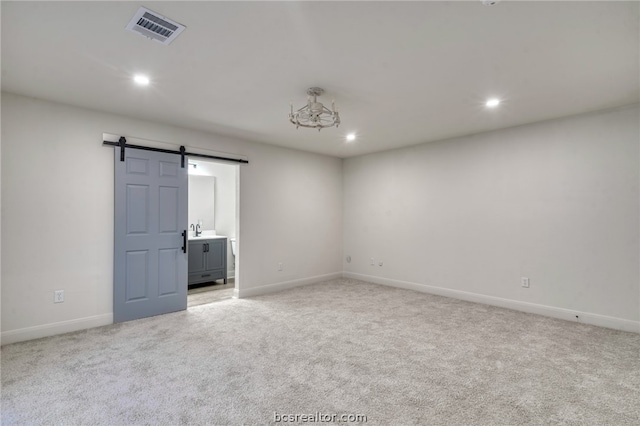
left=289, top=87, right=340, bottom=131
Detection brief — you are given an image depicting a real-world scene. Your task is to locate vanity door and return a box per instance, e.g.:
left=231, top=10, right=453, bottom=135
left=188, top=241, right=206, bottom=274
left=204, top=239, right=225, bottom=271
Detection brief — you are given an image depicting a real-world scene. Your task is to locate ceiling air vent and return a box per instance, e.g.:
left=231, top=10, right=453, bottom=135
left=126, top=7, right=185, bottom=45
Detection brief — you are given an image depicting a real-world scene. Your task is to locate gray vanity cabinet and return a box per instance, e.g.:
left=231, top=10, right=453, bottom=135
left=188, top=238, right=227, bottom=285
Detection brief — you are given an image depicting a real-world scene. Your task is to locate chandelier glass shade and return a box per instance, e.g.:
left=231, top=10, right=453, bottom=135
left=289, top=87, right=340, bottom=131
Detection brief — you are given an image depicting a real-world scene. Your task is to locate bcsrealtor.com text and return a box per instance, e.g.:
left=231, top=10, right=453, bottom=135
left=274, top=412, right=367, bottom=423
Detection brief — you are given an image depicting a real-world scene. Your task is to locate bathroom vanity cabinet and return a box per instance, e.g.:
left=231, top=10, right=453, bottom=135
left=188, top=238, right=227, bottom=286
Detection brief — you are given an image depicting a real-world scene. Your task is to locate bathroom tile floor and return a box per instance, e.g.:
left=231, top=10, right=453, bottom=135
left=187, top=279, right=235, bottom=308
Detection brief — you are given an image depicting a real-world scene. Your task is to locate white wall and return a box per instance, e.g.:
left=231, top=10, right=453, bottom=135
left=1, top=92, right=343, bottom=343
left=189, top=160, right=238, bottom=277
left=207, top=162, right=238, bottom=277
left=2, top=91, right=637, bottom=342
left=344, top=106, right=639, bottom=331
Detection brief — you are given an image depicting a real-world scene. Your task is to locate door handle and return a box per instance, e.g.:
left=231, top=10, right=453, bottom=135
left=181, top=230, right=187, bottom=253
left=204, top=243, right=209, bottom=252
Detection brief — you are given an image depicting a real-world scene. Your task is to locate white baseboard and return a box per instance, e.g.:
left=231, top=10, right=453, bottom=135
left=235, top=272, right=343, bottom=298
left=5, top=272, right=636, bottom=345
left=343, top=272, right=640, bottom=334
left=1, top=314, right=114, bottom=346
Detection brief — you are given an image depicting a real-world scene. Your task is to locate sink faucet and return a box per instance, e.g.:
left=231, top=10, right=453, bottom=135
left=195, top=224, right=202, bottom=237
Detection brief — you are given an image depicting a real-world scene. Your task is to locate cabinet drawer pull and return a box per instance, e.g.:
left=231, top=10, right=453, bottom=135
left=202, top=274, right=211, bottom=277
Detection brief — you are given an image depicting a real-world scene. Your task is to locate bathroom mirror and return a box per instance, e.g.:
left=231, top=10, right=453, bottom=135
left=188, top=175, right=216, bottom=231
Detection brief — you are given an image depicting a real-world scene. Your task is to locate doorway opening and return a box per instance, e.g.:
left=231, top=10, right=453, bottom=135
left=186, top=158, right=239, bottom=308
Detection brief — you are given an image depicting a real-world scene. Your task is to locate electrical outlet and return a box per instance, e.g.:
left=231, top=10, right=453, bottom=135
left=278, top=262, right=283, bottom=271
left=370, top=257, right=375, bottom=266
left=521, top=277, right=530, bottom=288
left=54, top=290, right=64, bottom=303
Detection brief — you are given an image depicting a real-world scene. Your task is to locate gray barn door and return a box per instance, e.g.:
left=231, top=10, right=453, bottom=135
left=114, top=148, right=188, bottom=323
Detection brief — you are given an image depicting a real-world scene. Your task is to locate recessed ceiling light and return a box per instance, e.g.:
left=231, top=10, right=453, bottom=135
left=133, top=75, right=150, bottom=86
left=346, top=133, right=356, bottom=141
left=486, top=98, right=500, bottom=108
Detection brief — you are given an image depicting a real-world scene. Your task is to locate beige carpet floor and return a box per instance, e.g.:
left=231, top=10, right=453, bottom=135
left=1, top=278, right=639, bottom=425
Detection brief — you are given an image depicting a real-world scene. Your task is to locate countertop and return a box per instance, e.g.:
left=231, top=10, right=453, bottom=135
left=188, top=235, right=227, bottom=241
